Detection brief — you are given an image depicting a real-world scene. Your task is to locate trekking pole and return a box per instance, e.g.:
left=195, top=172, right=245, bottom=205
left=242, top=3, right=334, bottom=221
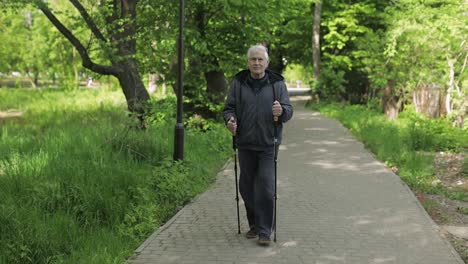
left=233, top=136, right=241, bottom=234
left=273, top=117, right=279, bottom=243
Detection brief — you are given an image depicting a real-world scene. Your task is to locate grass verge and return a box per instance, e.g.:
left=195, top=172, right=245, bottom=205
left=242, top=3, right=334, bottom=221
left=309, top=102, right=467, bottom=199
left=310, top=102, right=468, bottom=262
left=0, top=88, right=231, bottom=263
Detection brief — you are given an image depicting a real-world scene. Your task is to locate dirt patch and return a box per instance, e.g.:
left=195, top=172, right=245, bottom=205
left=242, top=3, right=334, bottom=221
left=0, top=110, right=24, bottom=127
left=433, top=152, right=468, bottom=191
left=415, top=152, right=468, bottom=263
left=0, top=110, right=23, bottom=119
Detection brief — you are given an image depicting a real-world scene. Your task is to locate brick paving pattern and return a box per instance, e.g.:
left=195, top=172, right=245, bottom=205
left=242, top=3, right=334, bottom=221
left=128, top=102, right=463, bottom=264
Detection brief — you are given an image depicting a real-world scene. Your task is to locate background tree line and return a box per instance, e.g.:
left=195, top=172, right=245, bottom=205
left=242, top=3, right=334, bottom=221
left=0, top=0, right=466, bottom=126
left=0, top=1, right=466, bottom=262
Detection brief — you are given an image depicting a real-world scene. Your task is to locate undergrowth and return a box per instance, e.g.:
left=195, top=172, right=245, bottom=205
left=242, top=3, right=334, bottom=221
left=0, top=88, right=231, bottom=263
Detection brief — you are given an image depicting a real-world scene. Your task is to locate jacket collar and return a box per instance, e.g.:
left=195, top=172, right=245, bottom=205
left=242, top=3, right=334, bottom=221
left=235, top=69, right=284, bottom=84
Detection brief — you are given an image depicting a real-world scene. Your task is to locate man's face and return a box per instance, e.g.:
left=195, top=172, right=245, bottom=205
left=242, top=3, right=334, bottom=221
left=248, top=50, right=269, bottom=79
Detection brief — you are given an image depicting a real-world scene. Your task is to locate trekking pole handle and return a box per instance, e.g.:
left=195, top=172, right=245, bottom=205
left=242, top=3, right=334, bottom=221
left=272, top=100, right=281, bottom=123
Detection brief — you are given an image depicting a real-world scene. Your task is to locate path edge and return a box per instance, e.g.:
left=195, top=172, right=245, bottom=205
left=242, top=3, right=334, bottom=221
left=129, top=158, right=233, bottom=258
left=333, top=117, right=465, bottom=264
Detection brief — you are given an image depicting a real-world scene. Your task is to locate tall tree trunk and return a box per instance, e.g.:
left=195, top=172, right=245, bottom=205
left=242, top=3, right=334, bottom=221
left=383, top=80, right=403, bottom=120
left=312, top=0, right=322, bottom=81
left=73, top=47, right=79, bottom=87
left=446, top=58, right=455, bottom=114
left=112, top=0, right=150, bottom=122
left=187, top=3, right=227, bottom=118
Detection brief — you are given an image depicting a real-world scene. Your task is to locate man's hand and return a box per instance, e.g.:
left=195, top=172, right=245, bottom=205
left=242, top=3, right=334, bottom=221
left=227, top=116, right=237, bottom=136
left=272, top=101, right=283, bottom=121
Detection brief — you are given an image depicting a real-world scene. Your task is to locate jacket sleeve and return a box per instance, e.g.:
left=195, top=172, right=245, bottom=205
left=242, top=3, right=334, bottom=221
left=277, top=81, right=293, bottom=123
left=222, top=80, right=237, bottom=124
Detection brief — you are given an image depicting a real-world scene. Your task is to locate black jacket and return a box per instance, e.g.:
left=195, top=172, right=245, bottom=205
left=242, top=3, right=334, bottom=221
left=223, top=69, right=293, bottom=150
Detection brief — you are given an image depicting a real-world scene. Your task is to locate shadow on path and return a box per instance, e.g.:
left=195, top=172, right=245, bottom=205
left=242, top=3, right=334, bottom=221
left=128, top=101, right=463, bottom=264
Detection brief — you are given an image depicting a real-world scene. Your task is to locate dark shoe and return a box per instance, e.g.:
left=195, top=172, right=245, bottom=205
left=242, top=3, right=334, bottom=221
left=257, top=234, right=271, bottom=246
left=245, top=228, right=257, bottom=239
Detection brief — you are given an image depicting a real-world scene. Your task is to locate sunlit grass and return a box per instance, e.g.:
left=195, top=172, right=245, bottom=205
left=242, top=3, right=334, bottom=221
left=313, top=103, right=467, bottom=200
left=0, top=88, right=231, bottom=263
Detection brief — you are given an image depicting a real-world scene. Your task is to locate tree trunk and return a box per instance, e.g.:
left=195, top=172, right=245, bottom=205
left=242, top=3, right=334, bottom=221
left=413, top=84, right=443, bottom=118
left=148, top=72, right=157, bottom=93
left=446, top=58, right=455, bottom=114
left=116, top=60, right=150, bottom=114
left=27, top=74, right=37, bottom=88
left=33, top=71, right=39, bottom=87
left=37, top=1, right=150, bottom=123
left=205, top=70, right=227, bottom=105
left=25, top=69, right=37, bottom=88
left=73, top=47, right=79, bottom=87
left=383, top=80, right=402, bottom=120
left=312, top=0, right=322, bottom=81
left=161, top=75, right=167, bottom=95
left=267, top=45, right=285, bottom=73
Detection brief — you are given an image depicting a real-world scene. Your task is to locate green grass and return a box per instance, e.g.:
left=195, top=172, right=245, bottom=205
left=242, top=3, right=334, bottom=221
left=311, top=102, right=468, bottom=200
left=0, top=88, right=231, bottom=263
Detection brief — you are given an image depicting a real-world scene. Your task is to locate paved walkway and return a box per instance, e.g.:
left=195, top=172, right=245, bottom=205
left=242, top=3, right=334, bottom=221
left=128, top=101, right=463, bottom=264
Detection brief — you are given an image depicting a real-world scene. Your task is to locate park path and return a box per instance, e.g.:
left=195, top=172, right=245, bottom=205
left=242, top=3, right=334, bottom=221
left=128, top=100, right=463, bottom=264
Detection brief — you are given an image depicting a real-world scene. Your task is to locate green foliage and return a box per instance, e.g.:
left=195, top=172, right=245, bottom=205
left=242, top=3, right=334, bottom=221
left=278, top=0, right=314, bottom=67
left=1, top=0, right=466, bottom=121
left=315, top=67, right=346, bottom=100
left=377, top=0, right=467, bottom=121
left=399, top=107, right=467, bottom=152
left=144, top=96, right=177, bottom=125
left=137, top=0, right=177, bottom=78
left=185, top=114, right=215, bottom=131
left=313, top=0, right=390, bottom=101
left=0, top=5, right=86, bottom=88
left=153, top=160, right=193, bottom=206
left=383, top=0, right=466, bottom=83
left=283, top=63, right=314, bottom=87
left=0, top=88, right=231, bottom=263
left=315, top=103, right=467, bottom=198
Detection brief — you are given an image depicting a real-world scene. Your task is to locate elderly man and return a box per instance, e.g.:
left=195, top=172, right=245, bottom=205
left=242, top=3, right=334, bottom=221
left=223, top=44, right=293, bottom=245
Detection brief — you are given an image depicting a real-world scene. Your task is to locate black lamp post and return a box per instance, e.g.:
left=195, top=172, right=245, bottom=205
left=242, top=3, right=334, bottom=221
left=173, top=0, right=185, bottom=161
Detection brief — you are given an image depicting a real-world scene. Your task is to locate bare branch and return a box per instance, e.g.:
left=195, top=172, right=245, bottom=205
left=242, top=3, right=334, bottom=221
left=69, top=0, right=107, bottom=42
left=37, top=3, right=120, bottom=76
left=454, top=51, right=467, bottom=96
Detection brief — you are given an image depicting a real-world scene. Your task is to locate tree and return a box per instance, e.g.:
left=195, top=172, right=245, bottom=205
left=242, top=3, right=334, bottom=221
left=1, top=0, right=151, bottom=123
left=312, top=0, right=321, bottom=81
left=277, top=0, right=391, bottom=102
left=182, top=0, right=286, bottom=118
left=137, top=1, right=178, bottom=95
left=381, top=0, right=466, bottom=122
left=1, top=9, right=48, bottom=87
left=318, top=1, right=390, bottom=102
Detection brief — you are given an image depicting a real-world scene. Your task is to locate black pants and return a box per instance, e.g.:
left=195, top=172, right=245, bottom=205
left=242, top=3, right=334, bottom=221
left=238, top=148, right=275, bottom=237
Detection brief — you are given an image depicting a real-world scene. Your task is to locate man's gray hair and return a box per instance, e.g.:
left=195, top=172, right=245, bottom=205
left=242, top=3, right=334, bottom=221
left=247, top=45, right=269, bottom=61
